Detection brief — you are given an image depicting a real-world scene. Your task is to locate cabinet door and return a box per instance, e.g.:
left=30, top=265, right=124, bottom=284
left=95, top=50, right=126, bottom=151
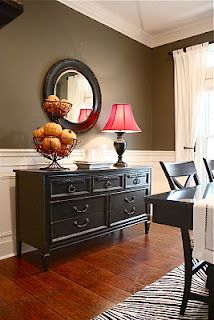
left=110, top=189, right=147, bottom=224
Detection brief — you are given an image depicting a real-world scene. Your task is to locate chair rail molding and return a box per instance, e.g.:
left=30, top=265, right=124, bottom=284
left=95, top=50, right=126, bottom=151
left=0, top=148, right=175, bottom=259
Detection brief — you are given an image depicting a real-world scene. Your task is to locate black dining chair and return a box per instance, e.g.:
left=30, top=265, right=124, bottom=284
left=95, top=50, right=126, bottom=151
left=203, top=158, right=214, bottom=182
left=160, top=161, right=207, bottom=316
left=160, top=160, right=200, bottom=190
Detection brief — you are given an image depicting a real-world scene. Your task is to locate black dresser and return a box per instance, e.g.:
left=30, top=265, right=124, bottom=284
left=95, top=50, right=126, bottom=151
left=14, top=166, right=151, bottom=271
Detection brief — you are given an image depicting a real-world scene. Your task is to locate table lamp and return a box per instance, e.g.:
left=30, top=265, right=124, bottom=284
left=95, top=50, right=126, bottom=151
left=78, top=108, right=92, bottom=122
left=102, top=103, right=141, bottom=167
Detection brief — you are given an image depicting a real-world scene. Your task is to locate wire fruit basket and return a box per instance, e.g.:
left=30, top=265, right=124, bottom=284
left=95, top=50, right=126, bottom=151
left=33, top=137, right=77, bottom=170
left=43, top=100, right=72, bottom=119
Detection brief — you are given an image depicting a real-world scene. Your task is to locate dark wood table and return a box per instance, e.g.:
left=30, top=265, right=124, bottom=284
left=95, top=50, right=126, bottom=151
left=145, top=184, right=214, bottom=319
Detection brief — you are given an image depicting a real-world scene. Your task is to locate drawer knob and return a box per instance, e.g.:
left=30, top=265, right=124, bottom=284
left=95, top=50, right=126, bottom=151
left=74, top=218, right=89, bottom=228
left=105, top=180, right=112, bottom=188
left=73, top=204, right=89, bottom=213
left=133, top=178, right=140, bottom=184
left=124, top=207, right=136, bottom=215
left=124, top=196, right=136, bottom=203
left=68, top=184, right=76, bottom=193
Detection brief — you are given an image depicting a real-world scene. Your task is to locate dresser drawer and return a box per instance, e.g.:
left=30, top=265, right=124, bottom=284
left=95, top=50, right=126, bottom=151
left=50, top=176, right=91, bottom=197
left=51, top=211, right=107, bottom=241
left=110, top=189, right=147, bottom=224
left=93, top=174, right=124, bottom=192
left=51, top=195, right=106, bottom=222
left=125, top=171, right=150, bottom=188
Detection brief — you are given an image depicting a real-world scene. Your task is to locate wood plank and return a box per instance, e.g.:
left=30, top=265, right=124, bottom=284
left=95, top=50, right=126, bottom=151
left=0, top=259, right=102, bottom=320
left=58, top=258, right=143, bottom=294
left=15, top=276, right=89, bottom=320
left=0, top=223, right=184, bottom=320
left=0, top=274, right=64, bottom=320
left=36, top=271, right=114, bottom=317
left=53, top=263, right=130, bottom=303
left=0, top=300, right=24, bottom=320
left=86, top=266, right=143, bottom=294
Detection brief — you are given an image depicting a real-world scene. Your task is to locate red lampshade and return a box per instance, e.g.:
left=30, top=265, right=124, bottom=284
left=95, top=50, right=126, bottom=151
left=78, top=108, right=92, bottom=122
left=102, top=104, right=141, bottom=133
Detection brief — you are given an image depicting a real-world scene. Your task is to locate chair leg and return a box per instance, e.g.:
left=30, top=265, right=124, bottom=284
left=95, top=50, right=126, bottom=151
left=180, top=266, right=192, bottom=315
left=144, top=221, right=150, bottom=234
left=180, top=228, right=193, bottom=315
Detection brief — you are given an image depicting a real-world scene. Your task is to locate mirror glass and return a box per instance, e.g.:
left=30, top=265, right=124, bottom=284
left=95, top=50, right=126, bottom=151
left=43, top=59, right=101, bottom=133
left=55, top=70, right=93, bottom=123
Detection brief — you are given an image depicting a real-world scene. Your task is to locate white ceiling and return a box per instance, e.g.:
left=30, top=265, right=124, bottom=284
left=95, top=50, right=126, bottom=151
left=58, top=0, right=214, bottom=47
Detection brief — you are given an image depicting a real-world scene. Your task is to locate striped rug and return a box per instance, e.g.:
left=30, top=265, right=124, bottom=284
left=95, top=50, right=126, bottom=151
left=93, top=264, right=208, bottom=320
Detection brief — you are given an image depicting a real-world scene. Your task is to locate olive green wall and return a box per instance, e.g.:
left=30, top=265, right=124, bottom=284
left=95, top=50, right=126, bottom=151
left=0, top=0, right=213, bottom=151
left=0, top=0, right=152, bottom=150
left=152, top=31, right=214, bottom=151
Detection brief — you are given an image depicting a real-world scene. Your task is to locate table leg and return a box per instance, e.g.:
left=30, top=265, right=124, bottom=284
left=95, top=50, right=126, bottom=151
left=144, top=203, right=151, bottom=234
left=144, top=221, right=150, bottom=234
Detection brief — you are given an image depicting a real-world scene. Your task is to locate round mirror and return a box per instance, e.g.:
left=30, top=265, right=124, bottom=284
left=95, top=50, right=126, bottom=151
left=43, top=59, right=101, bottom=133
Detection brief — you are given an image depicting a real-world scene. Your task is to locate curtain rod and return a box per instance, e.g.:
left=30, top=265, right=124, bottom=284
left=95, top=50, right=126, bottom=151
left=168, top=40, right=214, bottom=56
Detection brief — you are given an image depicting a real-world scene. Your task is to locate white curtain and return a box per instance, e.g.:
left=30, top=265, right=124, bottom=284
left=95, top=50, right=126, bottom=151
left=173, top=43, right=209, bottom=161
left=67, top=74, right=93, bottom=122
left=195, top=44, right=214, bottom=184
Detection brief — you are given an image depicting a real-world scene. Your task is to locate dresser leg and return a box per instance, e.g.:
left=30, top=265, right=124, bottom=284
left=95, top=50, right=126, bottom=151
left=144, top=221, right=150, bottom=234
left=16, top=240, right=22, bottom=257
left=41, top=250, right=50, bottom=272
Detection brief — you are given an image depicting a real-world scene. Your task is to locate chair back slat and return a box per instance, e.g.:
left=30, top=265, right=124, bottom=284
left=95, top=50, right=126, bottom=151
left=203, top=158, right=214, bottom=182
left=160, top=161, right=200, bottom=190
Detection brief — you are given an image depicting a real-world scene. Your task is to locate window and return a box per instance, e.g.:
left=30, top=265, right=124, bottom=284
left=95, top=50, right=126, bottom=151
left=205, top=91, right=214, bottom=158
left=195, top=44, right=214, bottom=180
left=204, top=44, right=214, bottom=158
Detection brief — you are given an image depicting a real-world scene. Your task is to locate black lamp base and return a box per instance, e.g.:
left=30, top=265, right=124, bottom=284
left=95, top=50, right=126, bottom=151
left=113, top=160, right=127, bottom=167
left=113, top=132, right=127, bottom=167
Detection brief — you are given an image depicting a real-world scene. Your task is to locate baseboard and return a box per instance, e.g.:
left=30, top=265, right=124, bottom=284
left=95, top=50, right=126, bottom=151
left=0, top=148, right=175, bottom=259
left=0, top=231, right=14, bottom=259
left=0, top=233, right=35, bottom=260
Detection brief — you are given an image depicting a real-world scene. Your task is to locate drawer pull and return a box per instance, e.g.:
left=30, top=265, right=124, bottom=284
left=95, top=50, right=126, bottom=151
left=68, top=184, right=76, bottom=193
left=73, top=218, right=89, bottom=228
left=133, top=178, right=140, bottom=185
left=73, top=204, right=89, bottom=213
left=124, top=207, right=136, bottom=215
left=105, top=180, right=112, bottom=188
left=124, top=196, right=136, bottom=203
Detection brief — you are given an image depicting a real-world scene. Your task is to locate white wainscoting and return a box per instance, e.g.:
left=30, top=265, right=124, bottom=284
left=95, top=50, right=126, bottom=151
left=0, top=148, right=175, bottom=260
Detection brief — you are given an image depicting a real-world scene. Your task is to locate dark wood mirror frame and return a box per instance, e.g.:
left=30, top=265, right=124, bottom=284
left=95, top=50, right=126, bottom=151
left=43, top=59, right=102, bottom=133
left=0, top=0, right=24, bottom=29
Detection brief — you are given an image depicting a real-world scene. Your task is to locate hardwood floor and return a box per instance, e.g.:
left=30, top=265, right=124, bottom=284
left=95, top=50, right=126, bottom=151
left=0, top=223, right=184, bottom=320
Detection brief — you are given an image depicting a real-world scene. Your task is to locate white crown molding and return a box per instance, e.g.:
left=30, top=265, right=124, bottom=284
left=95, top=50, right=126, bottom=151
left=57, top=0, right=153, bottom=47
left=57, top=0, right=213, bottom=48
left=152, top=16, right=214, bottom=48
